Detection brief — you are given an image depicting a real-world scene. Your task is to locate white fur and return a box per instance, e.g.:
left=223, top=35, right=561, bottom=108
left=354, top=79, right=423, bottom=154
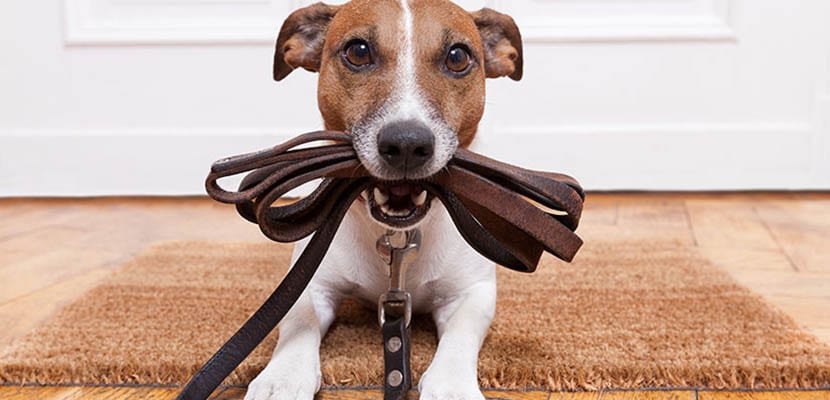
left=246, top=1, right=494, bottom=399
left=246, top=200, right=496, bottom=400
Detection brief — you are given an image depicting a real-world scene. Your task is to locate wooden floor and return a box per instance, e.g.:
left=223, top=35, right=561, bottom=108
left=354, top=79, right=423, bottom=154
left=1, top=386, right=829, bottom=400
left=0, top=193, right=828, bottom=399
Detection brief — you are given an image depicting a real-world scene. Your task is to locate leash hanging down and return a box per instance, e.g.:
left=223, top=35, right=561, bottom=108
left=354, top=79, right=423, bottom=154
left=177, top=130, right=584, bottom=400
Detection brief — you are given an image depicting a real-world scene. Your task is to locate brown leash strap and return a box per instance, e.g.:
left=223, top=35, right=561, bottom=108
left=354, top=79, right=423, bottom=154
left=178, top=130, right=584, bottom=399
left=382, top=317, right=411, bottom=399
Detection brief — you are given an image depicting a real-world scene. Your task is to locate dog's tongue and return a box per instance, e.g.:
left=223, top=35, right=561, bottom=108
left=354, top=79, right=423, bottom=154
left=388, top=184, right=411, bottom=197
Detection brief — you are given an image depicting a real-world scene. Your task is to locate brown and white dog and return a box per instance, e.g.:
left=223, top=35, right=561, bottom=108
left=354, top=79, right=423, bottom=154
left=245, top=1, right=523, bottom=399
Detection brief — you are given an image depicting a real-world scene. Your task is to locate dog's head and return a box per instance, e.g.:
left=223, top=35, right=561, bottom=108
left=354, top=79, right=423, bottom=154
left=274, top=0, right=523, bottom=229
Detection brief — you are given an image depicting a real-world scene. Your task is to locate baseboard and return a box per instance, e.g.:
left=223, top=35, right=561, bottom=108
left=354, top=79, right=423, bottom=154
left=0, top=133, right=296, bottom=197
left=1, top=123, right=826, bottom=197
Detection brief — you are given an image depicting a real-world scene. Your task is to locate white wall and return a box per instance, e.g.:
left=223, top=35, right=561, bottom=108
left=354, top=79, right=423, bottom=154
left=1, top=0, right=829, bottom=196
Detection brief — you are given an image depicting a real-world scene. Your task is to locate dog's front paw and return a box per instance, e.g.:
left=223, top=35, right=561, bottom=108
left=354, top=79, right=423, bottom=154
left=244, top=361, right=320, bottom=400
left=418, top=368, right=485, bottom=400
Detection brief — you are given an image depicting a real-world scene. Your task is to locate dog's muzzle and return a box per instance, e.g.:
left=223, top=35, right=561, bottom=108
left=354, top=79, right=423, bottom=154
left=359, top=119, right=439, bottom=228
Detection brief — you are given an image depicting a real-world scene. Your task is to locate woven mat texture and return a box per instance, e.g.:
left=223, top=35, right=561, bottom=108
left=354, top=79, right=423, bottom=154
left=1, top=241, right=829, bottom=390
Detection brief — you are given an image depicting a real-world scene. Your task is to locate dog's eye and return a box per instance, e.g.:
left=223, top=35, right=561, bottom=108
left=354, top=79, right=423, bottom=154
left=445, top=45, right=472, bottom=74
left=344, top=40, right=373, bottom=68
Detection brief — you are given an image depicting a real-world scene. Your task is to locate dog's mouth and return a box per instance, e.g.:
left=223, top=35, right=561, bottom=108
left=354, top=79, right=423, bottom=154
left=364, top=181, right=434, bottom=229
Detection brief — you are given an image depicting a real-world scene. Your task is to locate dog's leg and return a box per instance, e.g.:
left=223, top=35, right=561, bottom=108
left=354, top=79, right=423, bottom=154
left=418, top=279, right=496, bottom=400
left=244, top=274, right=339, bottom=400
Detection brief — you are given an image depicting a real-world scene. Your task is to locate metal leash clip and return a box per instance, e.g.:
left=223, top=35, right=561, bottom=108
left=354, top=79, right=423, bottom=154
left=376, top=229, right=420, bottom=400
left=376, top=229, right=421, bottom=327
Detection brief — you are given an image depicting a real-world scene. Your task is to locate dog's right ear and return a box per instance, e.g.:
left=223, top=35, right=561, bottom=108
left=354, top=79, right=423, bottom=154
left=471, top=8, right=523, bottom=81
left=273, top=3, right=341, bottom=81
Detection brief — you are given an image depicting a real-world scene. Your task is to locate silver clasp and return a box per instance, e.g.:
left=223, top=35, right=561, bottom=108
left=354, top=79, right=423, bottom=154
left=376, top=229, right=421, bottom=327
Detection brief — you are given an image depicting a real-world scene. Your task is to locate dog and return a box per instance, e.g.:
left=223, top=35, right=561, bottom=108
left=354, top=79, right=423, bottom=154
left=244, top=1, right=523, bottom=399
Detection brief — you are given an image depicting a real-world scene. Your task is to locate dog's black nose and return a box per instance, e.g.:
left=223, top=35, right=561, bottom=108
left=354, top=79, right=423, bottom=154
left=377, top=120, right=435, bottom=172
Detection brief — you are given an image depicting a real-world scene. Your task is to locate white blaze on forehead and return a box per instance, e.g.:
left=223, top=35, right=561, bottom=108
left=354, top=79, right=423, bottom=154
left=350, top=0, right=459, bottom=181
left=396, top=0, right=422, bottom=118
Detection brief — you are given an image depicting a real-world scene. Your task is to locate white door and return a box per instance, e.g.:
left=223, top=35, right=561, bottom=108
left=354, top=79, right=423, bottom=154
left=1, top=0, right=828, bottom=195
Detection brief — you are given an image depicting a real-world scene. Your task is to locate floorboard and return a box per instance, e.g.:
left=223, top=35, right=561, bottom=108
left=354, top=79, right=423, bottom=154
left=3, top=387, right=827, bottom=400
left=1, top=194, right=828, bottom=399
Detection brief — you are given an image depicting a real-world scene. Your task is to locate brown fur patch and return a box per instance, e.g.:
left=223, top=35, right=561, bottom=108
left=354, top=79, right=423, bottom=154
left=411, top=0, right=487, bottom=147
left=317, top=0, right=403, bottom=132
left=276, top=0, right=524, bottom=149
left=472, top=8, right=524, bottom=81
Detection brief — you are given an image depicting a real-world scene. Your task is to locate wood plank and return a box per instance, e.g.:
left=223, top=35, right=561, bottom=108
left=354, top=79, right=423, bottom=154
left=580, top=198, right=618, bottom=226
left=686, top=200, right=780, bottom=251
left=550, top=391, right=694, bottom=399
left=0, top=386, right=180, bottom=400
left=3, top=387, right=827, bottom=400
left=721, top=270, right=830, bottom=299
left=54, top=201, right=267, bottom=247
left=0, top=225, right=101, bottom=266
left=61, top=386, right=181, bottom=400
left=0, top=248, right=123, bottom=305
left=1, top=195, right=829, bottom=398
left=812, top=327, right=830, bottom=343
left=616, top=199, right=691, bottom=228
left=697, top=247, right=795, bottom=274
left=754, top=201, right=830, bottom=273
left=698, top=390, right=830, bottom=400
left=0, top=204, right=33, bottom=222
left=0, top=386, right=81, bottom=400
left=0, top=207, right=73, bottom=240
left=217, top=388, right=549, bottom=399
left=482, top=390, right=551, bottom=400
left=208, top=387, right=245, bottom=400
left=0, top=267, right=112, bottom=346
left=581, top=199, right=695, bottom=245
left=171, top=387, right=553, bottom=399
left=317, top=389, right=389, bottom=399
left=764, top=295, right=830, bottom=343
left=214, top=387, right=415, bottom=399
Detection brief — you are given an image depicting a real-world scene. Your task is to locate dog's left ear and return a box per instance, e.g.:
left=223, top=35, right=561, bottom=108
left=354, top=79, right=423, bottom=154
left=471, top=8, right=524, bottom=81
left=273, top=3, right=341, bottom=81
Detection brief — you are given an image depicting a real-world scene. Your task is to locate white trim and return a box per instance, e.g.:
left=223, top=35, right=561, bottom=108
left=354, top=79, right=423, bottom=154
left=808, top=45, right=830, bottom=187
left=475, top=122, right=821, bottom=191
left=1, top=122, right=825, bottom=197
left=490, top=0, right=736, bottom=43
left=0, top=127, right=303, bottom=138
left=517, top=15, right=735, bottom=43
left=815, top=94, right=830, bottom=187
left=63, top=0, right=308, bottom=45
left=64, top=0, right=737, bottom=45
left=0, top=132, right=297, bottom=197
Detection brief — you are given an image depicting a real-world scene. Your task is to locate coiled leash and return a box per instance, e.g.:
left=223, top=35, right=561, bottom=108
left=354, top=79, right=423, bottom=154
left=177, top=130, right=584, bottom=400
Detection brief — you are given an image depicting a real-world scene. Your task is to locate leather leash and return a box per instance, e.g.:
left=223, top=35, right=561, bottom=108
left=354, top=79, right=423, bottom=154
left=178, top=130, right=584, bottom=399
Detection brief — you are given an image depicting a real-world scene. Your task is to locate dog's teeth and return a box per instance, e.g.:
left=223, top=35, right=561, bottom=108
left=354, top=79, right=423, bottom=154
left=374, top=188, right=389, bottom=205
left=413, top=191, right=427, bottom=207
left=379, top=204, right=410, bottom=217
left=360, top=191, right=368, bottom=201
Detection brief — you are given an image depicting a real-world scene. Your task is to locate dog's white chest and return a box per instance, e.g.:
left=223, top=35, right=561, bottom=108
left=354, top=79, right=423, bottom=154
left=301, top=201, right=496, bottom=314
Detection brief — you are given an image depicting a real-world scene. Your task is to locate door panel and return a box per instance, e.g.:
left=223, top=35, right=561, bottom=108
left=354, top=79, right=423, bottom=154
left=0, top=0, right=828, bottom=195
